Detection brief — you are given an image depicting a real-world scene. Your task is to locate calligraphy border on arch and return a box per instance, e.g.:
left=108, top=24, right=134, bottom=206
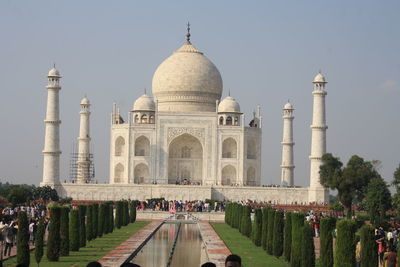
left=167, top=127, right=205, bottom=145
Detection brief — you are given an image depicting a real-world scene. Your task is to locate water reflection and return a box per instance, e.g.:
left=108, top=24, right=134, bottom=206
left=132, top=223, right=203, bottom=267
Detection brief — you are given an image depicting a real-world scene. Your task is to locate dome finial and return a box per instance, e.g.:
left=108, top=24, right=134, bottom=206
left=228, top=89, right=231, bottom=97
left=144, top=88, right=147, bottom=95
left=186, top=22, right=191, bottom=44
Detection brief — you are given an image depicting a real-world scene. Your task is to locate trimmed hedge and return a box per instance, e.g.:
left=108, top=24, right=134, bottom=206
left=283, top=212, right=292, bottom=262
left=334, top=219, right=356, bottom=267
left=92, top=203, right=99, bottom=238
left=273, top=210, right=284, bottom=258
left=240, top=206, right=252, bottom=237
left=16, top=211, right=30, bottom=266
left=115, top=201, right=123, bottom=229
left=78, top=205, right=86, bottom=247
left=290, top=213, right=304, bottom=267
left=301, top=224, right=315, bottom=267
left=47, top=207, right=61, bottom=261
left=360, top=225, right=378, bottom=267
left=98, top=203, right=105, bottom=237
left=253, top=208, right=263, bottom=246
left=69, top=209, right=80, bottom=251
left=86, top=204, right=93, bottom=241
left=60, top=206, right=70, bottom=256
left=266, top=209, right=276, bottom=255
left=129, top=201, right=136, bottom=223
left=35, top=219, right=45, bottom=266
left=261, top=206, right=269, bottom=250
left=320, top=217, right=336, bottom=267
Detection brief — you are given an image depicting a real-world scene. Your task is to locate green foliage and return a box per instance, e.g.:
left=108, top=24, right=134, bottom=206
left=365, top=177, right=392, bottom=226
left=240, top=206, right=252, bottom=237
left=69, top=209, right=80, bottom=251
left=110, top=203, right=114, bottom=233
left=103, top=203, right=110, bottom=234
left=261, top=206, right=270, bottom=250
left=16, top=211, right=30, bottom=266
left=129, top=201, right=136, bottom=223
left=115, top=201, right=123, bottom=229
left=35, top=219, right=45, bottom=265
left=32, top=186, right=59, bottom=201
left=320, top=153, right=380, bottom=217
left=283, top=212, right=292, bottom=262
left=60, top=206, right=70, bottom=256
left=266, top=209, right=275, bottom=255
left=86, top=205, right=93, bottom=241
left=47, top=207, right=61, bottom=261
left=92, top=203, right=99, bottom=238
left=273, top=210, right=284, bottom=258
left=78, top=205, right=86, bottom=247
left=300, top=224, right=315, bottom=267
left=98, top=203, right=105, bottom=237
left=319, top=217, right=336, bottom=267
left=252, top=208, right=263, bottom=246
left=122, top=201, right=129, bottom=226
left=334, top=219, right=356, bottom=267
left=360, top=225, right=378, bottom=267
left=290, top=213, right=304, bottom=267
left=6, top=185, right=33, bottom=206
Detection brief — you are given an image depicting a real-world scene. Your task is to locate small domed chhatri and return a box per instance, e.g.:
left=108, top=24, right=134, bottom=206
left=133, top=93, right=155, bottom=111
left=80, top=96, right=90, bottom=105
left=313, top=72, right=326, bottom=83
left=218, top=95, right=241, bottom=113
left=284, top=102, right=293, bottom=110
left=48, top=66, right=61, bottom=77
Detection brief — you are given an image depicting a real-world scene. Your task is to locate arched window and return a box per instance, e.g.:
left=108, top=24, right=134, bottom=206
left=135, top=136, right=150, bottom=156
left=181, top=146, right=191, bottom=158
left=141, top=114, right=148, bottom=124
left=114, top=163, right=124, bottom=183
left=247, top=167, right=256, bottom=186
left=134, top=114, right=140, bottom=123
left=134, top=163, right=149, bottom=184
left=115, top=136, right=125, bottom=156
left=234, top=117, right=239, bottom=126
left=149, top=115, right=155, bottom=124
left=219, top=116, right=224, bottom=125
left=226, top=116, right=232, bottom=125
left=221, top=165, right=236, bottom=185
left=222, top=138, right=237, bottom=158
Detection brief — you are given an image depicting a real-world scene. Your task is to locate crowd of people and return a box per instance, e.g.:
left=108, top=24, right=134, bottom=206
left=137, top=199, right=226, bottom=212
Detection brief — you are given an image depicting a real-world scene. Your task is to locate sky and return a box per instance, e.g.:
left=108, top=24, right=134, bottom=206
left=0, top=1, right=399, bottom=188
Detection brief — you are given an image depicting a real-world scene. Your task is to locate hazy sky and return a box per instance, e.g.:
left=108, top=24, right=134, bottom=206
left=0, top=1, right=399, bottom=187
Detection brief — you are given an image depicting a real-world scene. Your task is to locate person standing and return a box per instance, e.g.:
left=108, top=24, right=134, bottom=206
left=383, top=247, right=397, bottom=267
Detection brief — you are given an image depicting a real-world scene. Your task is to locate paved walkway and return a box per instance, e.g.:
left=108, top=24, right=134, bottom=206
left=99, top=221, right=162, bottom=267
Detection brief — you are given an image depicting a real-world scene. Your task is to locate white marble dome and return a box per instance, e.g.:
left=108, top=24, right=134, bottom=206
left=218, top=96, right=241, bottom=113
left=152, top=42, right=223, bottom=112
left=313, top=72, right=326, bottom=83
left=80, top=97, right=90, bottom=105
left=48, top=67, right=60, bottom=77
left=284, top=102, right=293, bottom=110
left=133, top=94, right=155, bottom=111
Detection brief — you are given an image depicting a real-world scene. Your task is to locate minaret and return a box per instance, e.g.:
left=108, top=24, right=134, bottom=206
left=309, top=72, right=328, bottom=202
left=76, top=96, right=92, bottom=183
left=42, top=66, right=62, bottom=186
left=280, top=101, right=295, bottom=186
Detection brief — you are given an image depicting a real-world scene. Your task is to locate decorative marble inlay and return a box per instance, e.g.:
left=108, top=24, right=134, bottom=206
left=167, top=127, right=205, bottom=144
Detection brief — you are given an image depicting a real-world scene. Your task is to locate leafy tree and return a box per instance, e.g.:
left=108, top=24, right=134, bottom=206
left=365, top=177, right=391, bottom=226
left=360, top=225, right=378, bottom=267
left=290, top=213, right=304, bottom=267
left=7, top=185, right=33, bottom=206
left=334, top=219, right=356, bottom=267
left=272, top=210, right=284, bottom=258
left=300, top=224, right=315, bottom=267
left=283, top=212, right=292, bottom=262
left=92, top=203, right=99, bottom=238
left=16, top=211, right=30, bottom=266
left=391, top=164, right=400, bottom=216
left=78, top=205, right=86, bottom=247
left=35, top=219, right=45, bottom=266
left=266, top=209, right=275, bottom=255
left=60, top=206, right=70, bottom=256
left=33, top=186, right=59, bottom=201
left=47, top=207, right=61, bottom=261
left=69, top=209, right=80, bottom=251
left=86, top=205, right=93, bottom=241
left=320, top=154, right=379, bottom=217
left=320, top=217, right=336, bottom=267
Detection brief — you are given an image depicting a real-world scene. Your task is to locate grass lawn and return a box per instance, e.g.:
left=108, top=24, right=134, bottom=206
left=211, top=223, right=288, bottom=267
left=3, top=221, right=149, bottom=267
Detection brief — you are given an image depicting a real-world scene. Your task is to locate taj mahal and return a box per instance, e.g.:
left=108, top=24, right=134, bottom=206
left=41, top=25, right=329, bottom=204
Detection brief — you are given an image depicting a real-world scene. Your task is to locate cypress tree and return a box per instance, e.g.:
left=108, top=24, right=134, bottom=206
left=320, top=217, right=336, bottom=267
left=283, top=212, right=292, bottom=262
left=240, top=206, right=252, bottom=237
left=47, top=207, right=61, bottom=261
left=334, top=219, right=356, bottom=267
left=35, top=219, right=45, bottom=266
left=104, top=203, right=110, bottom=234
left=125, top=201, right=130, bottom=225
left=98, top=203, right=105, bottom=237
left=261, top=206, right=269, bottom=250
left=92, top=203, right=99, bottom=238
left=266, top=209, right=276, bottom=255
left=129, top=201, right=136, bottom=223
left=115, top=201, right=123, bottom=229
left=360, top=225, right=378, bottom=267
left=69, top=209, right=80, bottom=251
left=253, top=208, right=263, bottom=246
left=86, top=204, right=93, bottom=241
left=290, top=212, right=304, bottom=267
left=60, top=206, right=70, bottom=256
left=273, top=210, right=284, bottom=257
left=110, top=203, right=114, bottom=233
left=16, top=211, right=30, bottom=266
left=78, top=205, right=86, bottom=247
left=122, top=201, right=128, bottom=226
left=301, top=224, right=315, bottom=267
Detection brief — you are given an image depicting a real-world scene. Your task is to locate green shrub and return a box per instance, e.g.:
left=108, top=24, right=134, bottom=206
left=69, top=209, right=80, bottom=251
left=92, top=203, right=99, bottom=238
left=16, top=211, right=30, bottom=266
left=86, top=205, right=93, bottom=241
left=35, top=219, right=45, bottom=265
left=290, top=212, right=304, bottom=267
left=122, top=201, right=129, bottom=226
left=98, top=203, right=105, bottom=237
left=60, top=206, right=70, bottom=256
left=110, top=203, right=114, bottom=232
left=129, top=201, right=136, bottom=223
left=320, top=217, right=336, bottom=267
left=253, top=208, right=263, bottom=246
left=283, top=212, right=292, bottom=262
left=266, top=209, right=276, bottom=255
left=334, top=219, right=356, bottom=267
left=360, top=225, right=377, bottom=267
left=261, top=206, right=270, bottom=250
left=273, top=210, right=284, bottom=257
left=47, top=207, right=61, bottom=261
left=301, top=224, right=315, bottom=267
left=78, top=205, right=86, bottom=247
left=104, top=203, right=110, bottom=234
left=240, top=206, right=252, bottom=237
left=115, top=201, right=123, bottom=229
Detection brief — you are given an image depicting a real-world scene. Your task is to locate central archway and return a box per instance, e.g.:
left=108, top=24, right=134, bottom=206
left=168, top=133, right=203, bottom=185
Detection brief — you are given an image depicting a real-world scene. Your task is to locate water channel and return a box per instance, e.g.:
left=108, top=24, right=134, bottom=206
left=129, top=222, right=205, bottom=267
